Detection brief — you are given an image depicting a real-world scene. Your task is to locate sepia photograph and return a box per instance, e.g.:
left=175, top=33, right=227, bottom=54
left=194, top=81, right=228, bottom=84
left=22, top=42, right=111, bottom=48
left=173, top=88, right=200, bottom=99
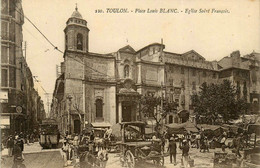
left=1, top=0, right=260, bottom=168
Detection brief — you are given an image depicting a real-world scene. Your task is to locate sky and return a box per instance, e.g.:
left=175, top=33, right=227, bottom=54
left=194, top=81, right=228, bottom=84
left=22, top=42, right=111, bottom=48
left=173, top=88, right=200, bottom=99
left=22, top=0, right=260, bottom=116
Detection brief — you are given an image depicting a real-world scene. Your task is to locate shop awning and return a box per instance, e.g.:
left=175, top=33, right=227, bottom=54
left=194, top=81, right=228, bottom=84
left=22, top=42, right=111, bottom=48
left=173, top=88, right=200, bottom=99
left=166, top=121, right=199, bottom=133
left=91, top=122, right=111, bottom=128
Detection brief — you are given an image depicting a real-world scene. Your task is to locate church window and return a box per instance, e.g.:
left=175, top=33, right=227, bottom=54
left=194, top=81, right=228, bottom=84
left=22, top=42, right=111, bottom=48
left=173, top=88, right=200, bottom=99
left=124, top=65, right=129, bottom=78
left=65, top=35, right=68, bottom=49
left=96, top=99, right=103, bottom=118
left=77, top=33, right=83, bottom=50
left=153, top=48, right=155, bottom=54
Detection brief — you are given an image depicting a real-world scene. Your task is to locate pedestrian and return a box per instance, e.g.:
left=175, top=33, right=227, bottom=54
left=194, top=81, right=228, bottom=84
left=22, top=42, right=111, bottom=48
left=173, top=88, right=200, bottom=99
left=26, top=133, right=30, bottom=146
left=168, top=137, right=177, bottom=165
left=73, top=134, right=79, bottom=158
left=12, top=140, right=23, bottom=168
left=200, top=137, right=205, bottom=152
left=196, top=133, right=201, bottom=149
left=235, top=134, right=242, bottom=158
left=17, top=136, right=24, bottom=152
left=204, top=136, right=209, bottom=152
left=180, top=140, right=190, bottom=168
left=161, top=135, right=166, bottom=153
left=62, top=140, right=69, bottom=166
left=221, top=136, right=226, bottom=152
left=6, top=136, right=14, bottom=157
left=30, top=134, right=34, bottom=143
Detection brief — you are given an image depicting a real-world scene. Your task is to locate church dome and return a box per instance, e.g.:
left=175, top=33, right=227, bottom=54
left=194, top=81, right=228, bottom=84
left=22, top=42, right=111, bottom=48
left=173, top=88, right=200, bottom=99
left=71, top=6, right=82, bottom=18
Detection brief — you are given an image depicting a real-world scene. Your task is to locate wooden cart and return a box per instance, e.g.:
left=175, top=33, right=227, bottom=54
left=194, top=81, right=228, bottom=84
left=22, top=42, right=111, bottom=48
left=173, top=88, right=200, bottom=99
left=119, top=121, right=164, bottom=168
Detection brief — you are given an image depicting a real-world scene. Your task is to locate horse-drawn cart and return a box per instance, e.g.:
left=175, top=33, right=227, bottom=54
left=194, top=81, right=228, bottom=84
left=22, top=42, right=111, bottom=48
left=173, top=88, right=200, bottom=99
left=119, top=121, right=164, bottom=168
left=73, top=144, right=108, bottom=168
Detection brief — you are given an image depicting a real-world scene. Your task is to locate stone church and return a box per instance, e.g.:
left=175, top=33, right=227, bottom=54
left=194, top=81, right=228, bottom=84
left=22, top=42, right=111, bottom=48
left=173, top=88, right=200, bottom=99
left=51, top=7, right=259, bottom=134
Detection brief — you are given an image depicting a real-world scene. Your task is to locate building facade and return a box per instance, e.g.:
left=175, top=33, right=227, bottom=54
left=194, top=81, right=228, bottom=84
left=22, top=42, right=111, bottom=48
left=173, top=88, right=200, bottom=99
left=51, top=8, right=260, bottom=134
left=1, top=0, right=45, bottom=136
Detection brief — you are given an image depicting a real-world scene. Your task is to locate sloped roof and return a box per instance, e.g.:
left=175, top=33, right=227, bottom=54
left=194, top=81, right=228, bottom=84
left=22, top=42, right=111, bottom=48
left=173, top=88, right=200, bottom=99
left=182, top=50, right=206, bottom=61
left=118, top=45, right=136, bottom=53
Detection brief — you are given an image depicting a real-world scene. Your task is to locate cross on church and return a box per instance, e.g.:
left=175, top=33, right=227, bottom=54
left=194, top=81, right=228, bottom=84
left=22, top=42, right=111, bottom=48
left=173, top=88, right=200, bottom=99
left=75, top=3, right=78, bottom=11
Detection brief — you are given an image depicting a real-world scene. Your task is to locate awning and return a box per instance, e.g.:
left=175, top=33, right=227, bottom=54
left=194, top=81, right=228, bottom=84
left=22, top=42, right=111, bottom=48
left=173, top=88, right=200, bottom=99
left=91, top=122, right=111, bottom=128
left=197, top=124, right=221, bottom=131
left=166, top=121, right=199, bottom=133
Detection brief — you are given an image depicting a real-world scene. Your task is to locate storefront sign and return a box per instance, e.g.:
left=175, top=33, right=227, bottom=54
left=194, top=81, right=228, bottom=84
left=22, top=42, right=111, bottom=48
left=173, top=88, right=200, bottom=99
left=0, top=90, right=8, bottom=103
left=0, top=116, right=10, bottom=128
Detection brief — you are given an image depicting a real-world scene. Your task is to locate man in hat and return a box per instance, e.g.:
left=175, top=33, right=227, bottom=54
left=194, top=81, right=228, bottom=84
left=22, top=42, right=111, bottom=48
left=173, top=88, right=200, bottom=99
left=168, top=137, right=177, bottom=165
left=62, top=140, right=70, bottom=166
left=6, top=135, right=14, bottom=157
left=12, top=139, right=24, bottom=168
left=180, top=140, right=190, bottom=167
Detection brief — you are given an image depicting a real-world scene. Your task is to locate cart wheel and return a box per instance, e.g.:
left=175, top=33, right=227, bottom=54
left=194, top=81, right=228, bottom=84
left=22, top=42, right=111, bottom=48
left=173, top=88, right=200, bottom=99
left=125, top=150, right=135, bottom=168
left=159, top=156, right=164, bottom=166
left=153, top=156, right=164, bottom=166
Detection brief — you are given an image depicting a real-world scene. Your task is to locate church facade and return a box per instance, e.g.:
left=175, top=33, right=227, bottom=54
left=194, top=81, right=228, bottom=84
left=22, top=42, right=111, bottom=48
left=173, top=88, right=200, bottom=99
left=51, top=8, right=259, bottom=134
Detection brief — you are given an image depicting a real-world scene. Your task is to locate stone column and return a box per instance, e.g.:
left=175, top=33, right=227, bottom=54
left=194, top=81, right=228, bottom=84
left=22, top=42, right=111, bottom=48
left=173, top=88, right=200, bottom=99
left=118, top=101, right=122, bottom=123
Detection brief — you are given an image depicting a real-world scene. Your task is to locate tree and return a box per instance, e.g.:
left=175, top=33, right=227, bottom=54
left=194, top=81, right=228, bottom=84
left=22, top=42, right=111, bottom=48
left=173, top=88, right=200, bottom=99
left=71, top=93, right=84, bottom=128
left=192, top=80, right=248, bottom=124
left=140, top=94, right=178, bottom=135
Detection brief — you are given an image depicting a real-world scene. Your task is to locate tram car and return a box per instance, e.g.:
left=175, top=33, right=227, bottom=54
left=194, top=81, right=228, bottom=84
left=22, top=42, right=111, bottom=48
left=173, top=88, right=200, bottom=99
left=39, top=119, right=60, bottom=149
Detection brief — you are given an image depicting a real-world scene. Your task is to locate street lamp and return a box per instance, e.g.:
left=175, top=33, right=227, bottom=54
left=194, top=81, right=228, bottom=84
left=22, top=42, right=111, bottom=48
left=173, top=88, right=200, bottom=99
left=67, top=95, right=72, bottom=135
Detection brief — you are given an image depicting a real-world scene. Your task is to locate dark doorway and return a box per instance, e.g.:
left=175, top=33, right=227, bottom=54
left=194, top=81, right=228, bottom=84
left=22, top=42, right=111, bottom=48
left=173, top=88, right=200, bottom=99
left=122, top=105, right=132, bottom=122
left=74, top=119, right=81, bottom=134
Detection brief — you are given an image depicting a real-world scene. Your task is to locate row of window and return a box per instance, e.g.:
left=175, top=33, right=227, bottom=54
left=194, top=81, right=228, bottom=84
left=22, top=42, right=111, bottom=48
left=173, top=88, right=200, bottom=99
left=168, top=66, right=217, bottom=78
left=168, top=79, right=197, bottom=90
left=69, top=18, right=87, bottom=26
left=149, top=47, right=161, bottom=55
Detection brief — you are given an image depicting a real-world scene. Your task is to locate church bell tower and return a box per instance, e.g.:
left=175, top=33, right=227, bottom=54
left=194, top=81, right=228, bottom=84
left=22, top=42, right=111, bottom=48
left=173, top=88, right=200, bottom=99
left=64, top=5, right=89, bottom=52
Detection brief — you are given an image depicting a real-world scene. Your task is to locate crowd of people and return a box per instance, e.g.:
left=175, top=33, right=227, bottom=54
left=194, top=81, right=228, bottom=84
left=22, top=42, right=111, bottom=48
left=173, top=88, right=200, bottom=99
left=2, top=133, right=27, bottom=168
left=160, top=127, right=250, bottom=167
left=61, top=128, right=111, bottom=167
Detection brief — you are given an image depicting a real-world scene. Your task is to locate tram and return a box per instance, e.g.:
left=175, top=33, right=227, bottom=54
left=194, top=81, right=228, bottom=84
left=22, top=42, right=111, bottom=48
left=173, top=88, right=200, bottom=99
left=39, top=119, right=60, bottom=149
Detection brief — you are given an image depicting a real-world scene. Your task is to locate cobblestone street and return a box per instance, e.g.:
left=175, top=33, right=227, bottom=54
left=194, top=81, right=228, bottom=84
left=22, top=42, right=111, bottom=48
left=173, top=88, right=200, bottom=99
left=1, top=142, right=233, bottom=168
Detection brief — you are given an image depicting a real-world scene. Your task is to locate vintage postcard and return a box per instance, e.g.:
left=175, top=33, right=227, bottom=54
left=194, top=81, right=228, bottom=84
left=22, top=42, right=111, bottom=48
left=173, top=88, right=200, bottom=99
left=1, top=0, right=259, bottom=168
